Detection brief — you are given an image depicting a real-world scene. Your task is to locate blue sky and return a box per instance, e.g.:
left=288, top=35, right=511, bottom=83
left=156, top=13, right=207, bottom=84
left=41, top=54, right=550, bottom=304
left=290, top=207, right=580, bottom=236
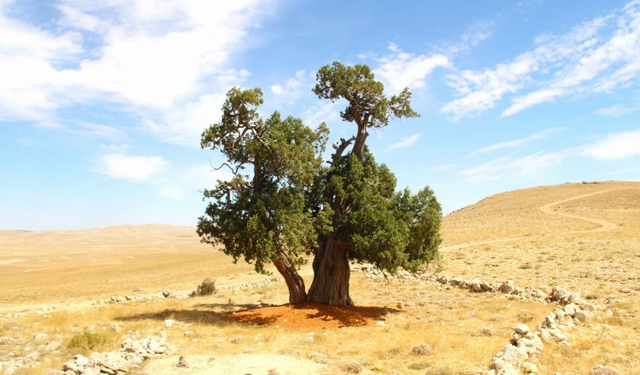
left=2, top=0, right=640, bottom=230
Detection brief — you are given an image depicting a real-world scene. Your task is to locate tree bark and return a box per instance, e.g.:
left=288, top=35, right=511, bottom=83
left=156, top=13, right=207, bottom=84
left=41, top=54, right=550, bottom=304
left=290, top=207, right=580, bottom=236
left=272, top=251, right=307, bottom=304
left=307, top=233, right=354, bottom=306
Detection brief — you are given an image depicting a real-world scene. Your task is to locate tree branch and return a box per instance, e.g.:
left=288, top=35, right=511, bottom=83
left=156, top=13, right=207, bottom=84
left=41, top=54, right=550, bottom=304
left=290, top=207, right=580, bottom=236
left=331, top=136, right=356, bottom=162
left=210, top=159, right=245, bottom=175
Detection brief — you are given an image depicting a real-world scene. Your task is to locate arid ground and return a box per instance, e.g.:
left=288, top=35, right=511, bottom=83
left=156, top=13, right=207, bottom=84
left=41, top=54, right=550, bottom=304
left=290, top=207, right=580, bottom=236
left=0, top=181, right=639, bottom=374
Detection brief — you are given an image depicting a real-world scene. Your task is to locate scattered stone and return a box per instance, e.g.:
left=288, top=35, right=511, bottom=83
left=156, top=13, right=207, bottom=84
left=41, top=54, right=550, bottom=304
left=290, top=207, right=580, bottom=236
left=591, top=364, right=622, bottom=375
left=307, top=351, right=329, bottom=364
left=512, top=324, right=530, bottom=336
left=177, top=356, right=189, bottom=368
left=33, top=333, right=49, bottom=342
left=111, top=323, right=122, bottom=332
left=231, top=335, right=243, bottom=344
left=164, top=319, right=175, bottom=328
left=522, top=362, right=538, bottom=374
left=410, top=343, right=434, bottom=356
left=479, top=327, right=494, bottom=337
left=161, top=290, right=173, bottom=298
left=375, top=320, right=386, bottom=327
left=469, top=279, right=483, bottom=293
left=0, top=336, right=14, bottom=344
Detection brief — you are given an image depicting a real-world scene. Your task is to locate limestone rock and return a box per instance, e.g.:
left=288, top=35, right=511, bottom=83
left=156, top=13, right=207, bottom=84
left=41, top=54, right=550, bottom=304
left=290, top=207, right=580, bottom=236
left=512, top=324, right=530, bottom=335
left=411, top=343, right=434, bottom=356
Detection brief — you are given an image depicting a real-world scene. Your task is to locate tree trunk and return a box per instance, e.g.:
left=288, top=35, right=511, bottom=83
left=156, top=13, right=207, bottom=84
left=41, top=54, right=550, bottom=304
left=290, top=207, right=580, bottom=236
left=307, top=233, right=354, bottom=306
left=272, top=251, right=307, bottom=304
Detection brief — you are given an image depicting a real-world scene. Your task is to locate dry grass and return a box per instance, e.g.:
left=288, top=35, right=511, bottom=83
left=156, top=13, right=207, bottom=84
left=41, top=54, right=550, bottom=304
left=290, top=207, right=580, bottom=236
left=1, top=181, right=640, bottom=374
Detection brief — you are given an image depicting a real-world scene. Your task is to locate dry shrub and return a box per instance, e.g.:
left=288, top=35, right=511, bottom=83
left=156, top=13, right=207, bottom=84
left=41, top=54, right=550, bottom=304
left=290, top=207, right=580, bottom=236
left=340, top=359, right=362, bottom=373
left=518, top=309, right=534, bottom=322
left=192, top=278, right=216, bottom=297
left=67, top=332, right=111, bottom=352
left=425, top=367, right=454, bottom=375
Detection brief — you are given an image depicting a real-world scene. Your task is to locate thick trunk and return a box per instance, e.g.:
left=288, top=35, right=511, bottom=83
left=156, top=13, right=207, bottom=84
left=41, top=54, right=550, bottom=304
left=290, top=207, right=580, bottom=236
left=273, top=251, right=307, bottom=304
left=307, top=233, right=353, bottom=306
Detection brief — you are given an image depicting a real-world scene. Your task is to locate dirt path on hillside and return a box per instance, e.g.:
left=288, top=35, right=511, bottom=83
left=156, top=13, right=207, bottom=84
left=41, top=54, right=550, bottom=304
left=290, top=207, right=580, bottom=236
left=539, top=190, right=618, bottom=233
left=442, top=189, right=620, bottom=252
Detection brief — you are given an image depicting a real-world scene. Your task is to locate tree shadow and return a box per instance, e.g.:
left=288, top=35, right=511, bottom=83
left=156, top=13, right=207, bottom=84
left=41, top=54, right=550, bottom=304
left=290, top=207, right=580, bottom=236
left=114, top=302, right=400, bottom=329
left=114, top=303, right=280, bottom=327
left=300, top=303, right=400, bottom=327
left=223, top=302, right=401, bottom=328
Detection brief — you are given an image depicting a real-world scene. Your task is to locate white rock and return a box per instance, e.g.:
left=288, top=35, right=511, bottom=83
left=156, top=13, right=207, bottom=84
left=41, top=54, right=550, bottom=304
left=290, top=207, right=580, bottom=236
left=512, top=324, right=530, bottom=335
left=523, top=362, right=538, bottom=374
left=553, top=331, right=568, bottom=342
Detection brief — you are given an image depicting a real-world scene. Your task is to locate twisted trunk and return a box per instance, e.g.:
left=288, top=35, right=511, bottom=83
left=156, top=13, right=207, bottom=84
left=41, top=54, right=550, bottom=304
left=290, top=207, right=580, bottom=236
left=307, top=233, right=353, bottom=306
left=273, top=251, right=307, bottom=304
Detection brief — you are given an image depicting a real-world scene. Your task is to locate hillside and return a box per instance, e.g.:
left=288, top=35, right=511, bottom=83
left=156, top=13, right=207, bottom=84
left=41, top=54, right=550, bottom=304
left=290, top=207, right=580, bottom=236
left=0, top=181, right=639, bottom=375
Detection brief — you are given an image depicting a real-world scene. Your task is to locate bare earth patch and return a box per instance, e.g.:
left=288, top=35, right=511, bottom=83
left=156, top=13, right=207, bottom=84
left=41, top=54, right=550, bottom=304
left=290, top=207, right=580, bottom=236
left=223, top=303, right=393, bottom=329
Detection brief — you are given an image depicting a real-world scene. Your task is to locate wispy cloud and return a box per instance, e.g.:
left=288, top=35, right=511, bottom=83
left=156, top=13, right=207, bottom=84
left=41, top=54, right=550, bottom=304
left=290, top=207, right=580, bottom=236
left=470, top=128, right=564, bottom=155
left=0, top=0, right=270, bottom=145
left=270, top=70, right=307, bottom=98
left=443, top=1, right=640, bottom=120
left=596, top=104, right=639, bottom=116
left=460, top=147, right=581, bottom=181
left=303, top=101, right=341, bottom=128
left=374, top=44, right=450, bottom=94
left=582, top=128, right=640, bottom=160
left=93, top=154, right=169, bottom=182
left=388, top=133, right=423, bottom=150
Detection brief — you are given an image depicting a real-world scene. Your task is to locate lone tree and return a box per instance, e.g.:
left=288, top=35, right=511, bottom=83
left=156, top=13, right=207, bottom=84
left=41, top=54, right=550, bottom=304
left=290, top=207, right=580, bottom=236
left=198, top=62, right=442, bottom=306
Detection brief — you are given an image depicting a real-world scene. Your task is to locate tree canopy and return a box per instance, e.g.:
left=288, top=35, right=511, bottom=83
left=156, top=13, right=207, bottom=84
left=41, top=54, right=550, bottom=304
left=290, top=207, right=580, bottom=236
left=198, top=62, right=442, bottom=306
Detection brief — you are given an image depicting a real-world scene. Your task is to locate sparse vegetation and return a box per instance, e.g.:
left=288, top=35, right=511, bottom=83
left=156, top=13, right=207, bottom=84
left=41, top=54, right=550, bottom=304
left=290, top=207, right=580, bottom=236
left=191, top=277, right=216, bottom=297
left=67, top=331, right=111, bottom=352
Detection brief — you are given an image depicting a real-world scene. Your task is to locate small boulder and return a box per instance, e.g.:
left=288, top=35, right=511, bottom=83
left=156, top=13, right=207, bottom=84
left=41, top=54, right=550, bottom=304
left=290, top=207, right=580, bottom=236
left=411, top=343, right=434, bottom=356
left=512, top=324, right=530, bottom=335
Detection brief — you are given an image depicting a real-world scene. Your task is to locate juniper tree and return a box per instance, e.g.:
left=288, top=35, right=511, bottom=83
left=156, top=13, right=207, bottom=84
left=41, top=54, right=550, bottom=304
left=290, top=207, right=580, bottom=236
left=306, top=62, right=441, bottom=305
left=198, top=62, right=442, bottom=306
left=197, top=87, right=328, bottom=303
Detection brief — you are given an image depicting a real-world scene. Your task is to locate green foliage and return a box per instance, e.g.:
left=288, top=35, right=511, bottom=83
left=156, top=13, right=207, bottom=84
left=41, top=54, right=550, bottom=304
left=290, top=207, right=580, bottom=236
left=67, top=332, right=111, bottom=352
left=198, top=88, right=329, bottom=273
left=308, top=148, right=441, bottom=274
left=313, top=62, right=419, bottom=128
left=193, top=278, right=216, bottom=296
left=198, top=61, right=442, bottom=299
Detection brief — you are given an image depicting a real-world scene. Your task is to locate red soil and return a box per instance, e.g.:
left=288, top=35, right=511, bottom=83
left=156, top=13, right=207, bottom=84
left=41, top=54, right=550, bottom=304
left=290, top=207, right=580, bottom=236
left=223, top=302, right=395, bottom=329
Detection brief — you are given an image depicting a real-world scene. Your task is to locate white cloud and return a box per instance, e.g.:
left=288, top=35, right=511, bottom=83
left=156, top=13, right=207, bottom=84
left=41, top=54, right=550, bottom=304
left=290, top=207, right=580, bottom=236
left=374, top=44, right=450, bottom=94
left=442, top=21, right=496, bottom=56
left=270, top=70, right=306, bottom=97
left=583, top=128, right=640, bottom=160
left=94, top=154, right=169, bottom=182
left=443, top=2, right=640, bottom=119
left=0, top=0, right=269, bottom=144
left=388, top=133, right=422, bottom=150
left=501, top=88, right=566, bottom=117
left=460, top=148, right=580, bottom=181
left=596, top=104, right=639, bottom=116
left=471, top=128, right=564, bottom=155
left=158, top=184, right=184, bottom=200
left=303, top=101, right=341, bottom=128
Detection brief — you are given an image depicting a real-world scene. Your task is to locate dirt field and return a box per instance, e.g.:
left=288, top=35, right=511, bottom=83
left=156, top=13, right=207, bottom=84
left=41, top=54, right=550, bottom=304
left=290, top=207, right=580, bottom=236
left=0, top=181, right=639, bottom=374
